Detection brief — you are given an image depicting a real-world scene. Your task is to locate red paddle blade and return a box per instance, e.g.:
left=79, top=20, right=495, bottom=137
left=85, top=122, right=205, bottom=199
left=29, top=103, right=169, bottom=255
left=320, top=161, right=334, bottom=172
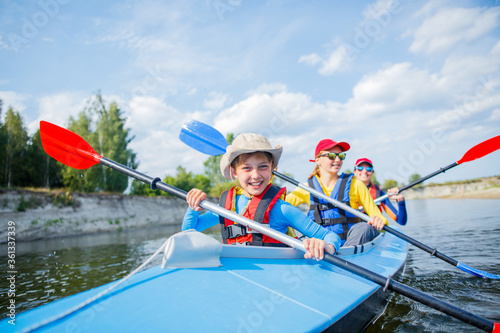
left=40, top=121, right=102, bottom=170
left=457, top=135, right=500, bottom=165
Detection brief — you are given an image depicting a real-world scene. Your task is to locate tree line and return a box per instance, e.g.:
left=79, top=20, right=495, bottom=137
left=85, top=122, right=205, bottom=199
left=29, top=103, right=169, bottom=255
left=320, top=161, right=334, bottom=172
left=0, top=94, right=239, bottom=196
left=0, top=93, right=137, bottom=193
left=0, top=93, right=417, bottom=196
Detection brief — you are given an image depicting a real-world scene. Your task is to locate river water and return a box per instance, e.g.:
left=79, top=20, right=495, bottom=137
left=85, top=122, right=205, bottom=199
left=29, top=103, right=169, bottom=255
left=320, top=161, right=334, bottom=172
left=1, top=199, right=499, bottom=332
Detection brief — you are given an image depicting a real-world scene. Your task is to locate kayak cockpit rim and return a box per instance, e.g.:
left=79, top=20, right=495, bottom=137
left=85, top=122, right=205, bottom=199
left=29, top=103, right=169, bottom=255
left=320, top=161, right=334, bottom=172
left=220, top=232, right=385, bottom=259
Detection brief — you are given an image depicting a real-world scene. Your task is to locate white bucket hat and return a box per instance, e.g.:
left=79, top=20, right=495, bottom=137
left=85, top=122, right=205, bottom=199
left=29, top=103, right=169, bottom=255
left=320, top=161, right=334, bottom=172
left=219, top=133, right=283, bottom=179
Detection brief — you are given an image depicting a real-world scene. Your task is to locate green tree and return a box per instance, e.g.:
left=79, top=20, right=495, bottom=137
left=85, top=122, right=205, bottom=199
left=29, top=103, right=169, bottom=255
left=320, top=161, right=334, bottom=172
left=61, top=93, right=137, bottom=193
left=0, top=100, right=5, bottom=186
left=25, top=130, right=63, bottom=189
left=382, top=179, right=398, bottom=190
left=408, top=173, right=423, bottom=188
left=95, top=100, right=137, bottom=192
left=25, top=130, right=64, bottom=188
left=62, top=111, right=99, bottom=192
left=129, top=179, right=162, bottom=196
left=163, top=166, right=211, bottom=195
left=203, top=133, right=234, bottom=197
left=2, top=107, right=29, bottom=188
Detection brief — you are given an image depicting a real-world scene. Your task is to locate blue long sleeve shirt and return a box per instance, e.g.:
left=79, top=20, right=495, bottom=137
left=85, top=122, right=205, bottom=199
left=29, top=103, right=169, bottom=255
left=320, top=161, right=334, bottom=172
left=378, top=189, right=408, bottom=225
left=182, top=194, right=341, bottom=252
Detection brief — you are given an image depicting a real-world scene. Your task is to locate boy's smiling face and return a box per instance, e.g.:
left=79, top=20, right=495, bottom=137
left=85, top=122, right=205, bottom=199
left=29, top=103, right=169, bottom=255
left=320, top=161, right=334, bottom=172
left=231, top=152, right=273, bottom=197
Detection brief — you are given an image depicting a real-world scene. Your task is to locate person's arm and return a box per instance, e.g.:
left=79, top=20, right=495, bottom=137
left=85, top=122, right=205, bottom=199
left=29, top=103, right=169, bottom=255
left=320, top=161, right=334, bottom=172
left=272, top=201, right=341, bottom=253
left=182, top=188, right=220, bottom=231
left=351, top=179, right=388, bottom=227
left=395, top=200, right=407, bottom=225
left=181, top=208, right=219, bottom=231
left=285, top=185, right=311, bottom=207
left=385, top=187, right=407, bottom=226
left=379, top=189, right=398, bottom=221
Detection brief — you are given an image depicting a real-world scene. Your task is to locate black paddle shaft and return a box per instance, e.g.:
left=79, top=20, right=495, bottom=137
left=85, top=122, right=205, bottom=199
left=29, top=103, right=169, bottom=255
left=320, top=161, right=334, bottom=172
left=275, top=163, right=459, bottom=194
left=323, top=253, right=494, bottom=332
left=273, top=171, right=300, bottom=186
left=398, top=162, right=459, bottom=192
left=384, top=225, right=458, bottom=266
left=99, top=157, right=188, bottom=200
left=275, top=168, right=459, bottom=265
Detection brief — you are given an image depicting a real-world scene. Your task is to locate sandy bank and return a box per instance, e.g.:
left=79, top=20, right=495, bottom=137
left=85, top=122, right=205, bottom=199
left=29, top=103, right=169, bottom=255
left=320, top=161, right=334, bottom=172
left=440, top=186, right=500, bottom=199
left=0, top=189, right=188, bottom=243
left=403, top=176, right=500, bottom=200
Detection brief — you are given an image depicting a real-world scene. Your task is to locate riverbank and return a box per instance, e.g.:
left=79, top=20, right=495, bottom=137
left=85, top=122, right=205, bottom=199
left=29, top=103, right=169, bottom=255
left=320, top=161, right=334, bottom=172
left=403, top=176, right=500, bottom=200
left=0, top=189, right=188, bottom=243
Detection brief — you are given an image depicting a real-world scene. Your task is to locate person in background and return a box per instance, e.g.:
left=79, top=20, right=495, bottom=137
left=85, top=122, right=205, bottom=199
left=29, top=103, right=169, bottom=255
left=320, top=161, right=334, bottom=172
left=286, top=139, right=387, bottom=247
left=182, top=133, right=342, bottom=260
left=353, top=158, right=407, bottom=225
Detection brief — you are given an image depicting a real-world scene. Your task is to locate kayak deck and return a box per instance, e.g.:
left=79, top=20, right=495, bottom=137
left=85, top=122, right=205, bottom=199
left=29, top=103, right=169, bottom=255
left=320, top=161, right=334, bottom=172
left=4, top=229, right=407, bottom=333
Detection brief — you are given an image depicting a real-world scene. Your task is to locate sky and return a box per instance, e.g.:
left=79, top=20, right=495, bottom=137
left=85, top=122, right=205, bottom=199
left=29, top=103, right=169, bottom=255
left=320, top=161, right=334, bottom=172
left=1, top=0, right=500, bottom=190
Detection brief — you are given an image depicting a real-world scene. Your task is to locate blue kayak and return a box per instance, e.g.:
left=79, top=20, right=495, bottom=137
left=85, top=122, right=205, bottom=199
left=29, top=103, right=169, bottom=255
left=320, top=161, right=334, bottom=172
left=1, top=228, right=407, bottom=333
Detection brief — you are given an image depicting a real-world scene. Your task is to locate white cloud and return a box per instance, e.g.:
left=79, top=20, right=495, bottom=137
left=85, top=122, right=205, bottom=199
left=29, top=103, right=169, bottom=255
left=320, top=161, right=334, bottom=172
left=489, top=109, right=500, bottom=121
left=127, top=96, right=182, bottom=129
left=298, top=45, right=351, bottom=76
left=362, top=0, right=401, bottom=22
left=409, top=6, right=500, bottom=55
left=318, top=46, right=350, bottom=75
left=203, top=91, right=228, bottom=110
left=345, top=62, right=446, bottom=118
left=0, top=34, right=8, bottom=50
left=245, top=83, right=287, bottom=96
left=0, top=91, right=29, bottom=114
left=214, top=90, right=329, bottom=137
left=429, top=92, right=500, bottom=132
left=125, top=96, right=202, bottom=178
left=128, top=129, right=184, bottom=177
left=299, top=0, right=403, bottom=76
left=298, top=53, right=322, bottom=66
left=32, top=93, right=87, bottom=134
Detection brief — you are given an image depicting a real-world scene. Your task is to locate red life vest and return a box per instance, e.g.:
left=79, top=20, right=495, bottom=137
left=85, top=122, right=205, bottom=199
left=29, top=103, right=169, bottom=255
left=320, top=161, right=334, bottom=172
left=368, top=183, right=382, bottom=211
left=218, top=184, right=288, bottom=247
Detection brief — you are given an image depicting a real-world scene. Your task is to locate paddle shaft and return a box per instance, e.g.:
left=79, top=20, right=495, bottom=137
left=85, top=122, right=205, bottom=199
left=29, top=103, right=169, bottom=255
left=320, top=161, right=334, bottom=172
left=375, top=162, right=458, bottom=203
left=273, top=171, right=463, bottom=267
left=274, top=170, right=373, bottom=222
left=100, top=158, right=494, bottom=332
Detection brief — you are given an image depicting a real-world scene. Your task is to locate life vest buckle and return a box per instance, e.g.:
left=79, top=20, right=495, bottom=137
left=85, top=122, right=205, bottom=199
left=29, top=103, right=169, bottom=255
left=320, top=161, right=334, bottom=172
left=226, top=224, right=247, bottom=238
left=317, top=203, right=336, bottom=211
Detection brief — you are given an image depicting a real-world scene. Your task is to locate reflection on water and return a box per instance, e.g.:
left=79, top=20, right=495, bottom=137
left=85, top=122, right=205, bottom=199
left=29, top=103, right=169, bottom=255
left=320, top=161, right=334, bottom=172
left=366, top=199, right=500, bottom=333
left=1, top=199, right=499, bottom=332
left=0, top=225, right=181, bottom=316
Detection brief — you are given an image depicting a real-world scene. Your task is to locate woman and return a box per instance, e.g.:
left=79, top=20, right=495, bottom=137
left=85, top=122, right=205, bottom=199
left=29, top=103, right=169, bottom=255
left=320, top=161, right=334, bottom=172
left=286, top=139, right=387, bottom=247
left=183, top=133, right=341, bottom=260
left=353, top=158, right=407, bottom=225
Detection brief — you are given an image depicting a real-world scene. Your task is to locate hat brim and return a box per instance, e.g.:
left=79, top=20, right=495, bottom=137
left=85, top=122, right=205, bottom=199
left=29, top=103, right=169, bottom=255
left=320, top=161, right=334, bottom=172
left=220, top=147, right=283, bottom=179
left=323, top=142, right=350, bottom=152
left=354, top=158, right=373, bottom=167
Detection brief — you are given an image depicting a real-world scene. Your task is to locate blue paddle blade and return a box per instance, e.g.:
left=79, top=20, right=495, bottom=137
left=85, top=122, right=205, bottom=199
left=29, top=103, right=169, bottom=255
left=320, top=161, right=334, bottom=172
left=457, top=262, right=500, bottom=279
left=179, top=119, right=228, bottom=156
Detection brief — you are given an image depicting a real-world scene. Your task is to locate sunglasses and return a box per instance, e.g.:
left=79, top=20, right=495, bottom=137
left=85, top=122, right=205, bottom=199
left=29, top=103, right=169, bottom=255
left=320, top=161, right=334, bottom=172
left=355, top=166, right=373, bottom=172
left=319, top=152, right=346, bottom=161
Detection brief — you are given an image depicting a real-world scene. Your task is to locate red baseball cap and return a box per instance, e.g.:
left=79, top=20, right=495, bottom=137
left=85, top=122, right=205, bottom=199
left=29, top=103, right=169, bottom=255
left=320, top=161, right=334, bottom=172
left=314, top=139, right=350, bottom=157
left=309, top=139, right=350, bottom=162
left=354, top=158, right=373, bottom=167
